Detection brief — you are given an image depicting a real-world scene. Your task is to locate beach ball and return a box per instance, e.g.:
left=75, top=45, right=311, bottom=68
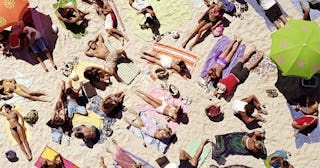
left=70, top=72, right=79, bottom=81
left=51, top=24, right=58, bottom=33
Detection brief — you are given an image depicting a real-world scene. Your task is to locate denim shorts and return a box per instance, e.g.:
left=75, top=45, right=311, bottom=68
left=31, top=38, right=47, bottom=53
left=67, top=101, right=87, bottom=118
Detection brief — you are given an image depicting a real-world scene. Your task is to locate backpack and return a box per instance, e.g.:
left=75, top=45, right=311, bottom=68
left=24, top=109, right=39, bottom=124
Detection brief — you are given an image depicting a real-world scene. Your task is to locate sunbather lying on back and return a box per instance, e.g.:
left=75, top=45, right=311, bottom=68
left=214, top=49, right=263, bottom=98
left=136, top=89, right=183, bottom=122
left=141, top=51, right=191, bottom=79
left=85, top=34, right=131, bottom=82
left=84, top=66, right=112, bottom=87
left=50, top=81, right=67, bottom=127
left=124, top=111, right=172, bottom=140
left=241, top=131, right=266, bottom=157
left=129, top=0, right=159, bottom=31
left=57, top=5, right=89, bottom=24
left=205, top=36, right=242, bottom=83
left=40, top=154, right=65, bottom=168
left=100, top=91, right=125, bottom=115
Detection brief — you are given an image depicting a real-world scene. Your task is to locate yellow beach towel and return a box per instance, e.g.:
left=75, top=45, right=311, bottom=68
left=2, top=105, right=32, bottom=145
left=117, top=0, right=192, bottom=41
left=70, top=61, right=105, bottom=83
left=72, top=110, right=104, bottom=129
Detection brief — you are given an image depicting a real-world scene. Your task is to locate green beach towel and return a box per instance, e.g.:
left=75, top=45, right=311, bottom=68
left=118, top=0, right=192, bottom=41
left=185, top=140, right=211, bottom=168
left=53, top=0, right=88, bottom=38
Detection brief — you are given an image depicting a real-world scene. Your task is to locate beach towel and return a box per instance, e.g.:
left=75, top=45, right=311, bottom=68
left=127, top=112, right=172, bottom=153
left=1, top=105, right=32, bottom=145
left=0, top=72, right=33, bottom=104
left=53, top=0, right=88, bottom=38
left=200, top=36, right=246, bottom=79
left=152, top=42, right=199, bottom=78
left=290, top=0, right=320, bottom=20
left=264, top=150, right=289, bottom=168
left=246, top=0, right=288, bottom=30
left=185, top=140, right=212, bottom=168
left=117, top=62, right=141, bottom=85
left=139, top=86, right=191, bottom=133
left=215, top=132, right=250, bottom=158
left=124, top=150, right=155, bottom=168
left=117, top=0, right=192, bottom=41
left=34, top=146, right=79, bottom=168
left=72, top=110, right=104, bottom=129
left=287, top=103, right=320, bottom=148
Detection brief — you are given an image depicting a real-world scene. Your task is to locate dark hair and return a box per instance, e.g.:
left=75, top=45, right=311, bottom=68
left=84, top=69, right=99, bottom=81
left=66, top=88, right=78, bottom=99
left=40, top=161, right=49, bottom=168
left=306, top=97, right=316, bottom=107
left=283, top=161, right=289, bottom=167
left=0, top=79, right=3, bottom=85
left=74, top=132, right=84, bottom=139
left=177, top=106, right=183, bottom=115
left=95, top=0, right=104, bottom=7
left=4, top=104, right=12, bottom=110
left=57, top=7, right=64, bottom=14
left=244, top=103, right=255, bottom=114
left=178, top=61, right=188, bottom=74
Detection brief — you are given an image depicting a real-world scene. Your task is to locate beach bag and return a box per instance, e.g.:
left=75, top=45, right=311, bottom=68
left=212, top=24, right=224, bottom=37
left=5, top=150, right=18, bottom=162
left=219, top=0, right=235, bottom=13
left=206, top=105, right=221, bottom=117
left=24, top=109, right=39, bottom=124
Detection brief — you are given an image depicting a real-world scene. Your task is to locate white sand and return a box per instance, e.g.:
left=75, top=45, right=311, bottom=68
left=1, top=0, right=320, bottom=167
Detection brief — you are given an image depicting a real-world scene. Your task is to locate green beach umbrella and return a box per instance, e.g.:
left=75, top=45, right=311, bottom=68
left=270, top=20, right=320, bottom=79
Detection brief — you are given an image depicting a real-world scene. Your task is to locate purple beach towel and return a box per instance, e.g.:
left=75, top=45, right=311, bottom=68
left=200, top=36, right=246, bottom=79
left=287, top=103, right=320, bottom=148
left=246, top=0, right=288, bottom=30
left=290, top=0, right=320, bottom=20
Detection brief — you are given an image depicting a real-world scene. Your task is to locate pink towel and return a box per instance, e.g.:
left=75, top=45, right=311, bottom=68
left=113, top=146, right=136, bottom=168
left=139, top=86, right=190, bottom=133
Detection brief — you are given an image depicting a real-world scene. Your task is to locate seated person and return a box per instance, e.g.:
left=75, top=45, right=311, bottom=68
left=141, top=51, right=190, bottom=79
left=205, top=36, right=243, bottom=83
left=0, top=78, right=48, bottom=102
left=84, top=66, right=111, bottom=87
left=94, top=0, right=128, bottom=46
left=20, top=26, right=56, bottom=72
left=241, top=131, right=266, bottom=157
left=73, top=125, right=100, bottom=148
left=57, top=5, right=89, bottom=24
left=85, top=34, right=131, bottom=82
left=106, top=139, right=145, bottom=168
left=124, top=111, right=172, bottom=139
left=292, top=96, right=318, bottom=137
left=50, top=81, right=67, bottom=127
left=100, top=91, right=125, bottom=115
left=179, top=138, right=209, bottom=168
left=214, top=50, right=263, bottom=98
left=66, top=80, right=88, bottom=119
left=298, top=0, right=320, bottom=20
left=182, top=2, right=224, bottom=51
left=270, top=155, right=294, bottom=168
left=135, top=89, right=183, bottom=122
left=232, top=95, right=267, bottom=124
left=40, top=154, right=65, bottom=168
left=0, top=30, right=11, bottom=55
left=257, top=0, right=287, bottom=29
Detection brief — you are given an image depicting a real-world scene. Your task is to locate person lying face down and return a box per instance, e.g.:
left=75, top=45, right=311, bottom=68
left=73, top=125, right=100, bottom=148
left=99, top=91, right=125, bottom=115
left=57, top=5, right=89, bottom=24
left=124, top=111, right=173, bottom=139
left=214, top=48, right=263, bottom=99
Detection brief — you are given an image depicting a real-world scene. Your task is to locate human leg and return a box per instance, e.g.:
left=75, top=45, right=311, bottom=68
left=223, top=38, right=242, bottom=63
left=182, top=21, right=207, bottom=48
left=15, top=91, right=48, bottom=102
left=17, top=126, right=32, bottom=160
left=17, top=84, right=46, bottom=96
left=189, top=22, right=213, bottom=51
left=245, top=51, right=263, bottom=70
left=189, top=138, right=209, bottom=167
left=124, top=116, right=143, bottom=129
left=279, top=15, right=287, bottom=25
left=36, top=55, right=48, bottom=72
left=100, top=156, right=107, bottom=168
left=43, top=50, right=57, bottom=70
left=10, top=128, right=30, bottom=160
left=135, top=89, right=162, bottom=108
left=141, top=52, right=162, bottom=65
left=273, top=20, right=282, bottom=30
left=292, top=121, right=309, bottom=137
left=303, top=8, right=311, bottom=20
left=218, top=35, right=237, bottom=59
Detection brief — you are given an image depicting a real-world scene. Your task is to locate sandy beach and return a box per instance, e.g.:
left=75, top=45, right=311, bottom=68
left=1, top=0, right=320, bottom=167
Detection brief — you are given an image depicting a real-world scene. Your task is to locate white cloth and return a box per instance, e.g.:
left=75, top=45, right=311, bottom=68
left=259, top=0, right=276, bottom=10
left=104, top=13, right=116, bottom=29
left=23, top=26, right=41, bottom=40
left=159, top=55, right=173, bottom=69
left=232, top=99, right=248, bottom=114
left=155, top=97, right=167, bottom=114
left=132, top=0, right=151, bottom=11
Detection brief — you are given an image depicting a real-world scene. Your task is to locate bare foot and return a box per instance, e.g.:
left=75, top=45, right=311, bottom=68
left=124, top=116, right=130, bottom=124
left=124, top=34, right=129, bottom=42
left=237, top=38, right=242, bottom=44
left=307, top=133, right=311, bottom=139
left=249, top=45, right=257, bottom=53
left=233, top=35, right=237, bottom=41
left=189, top=44, right=194, bottom=51
left=294, top=130, right=299, bottom=137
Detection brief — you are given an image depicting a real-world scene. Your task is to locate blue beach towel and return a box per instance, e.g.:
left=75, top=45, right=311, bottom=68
left=246, top=0, right=288, bottom=30
left=289, top=0, right=320, bottom=20
left=287, top=103, right=320, bottom=148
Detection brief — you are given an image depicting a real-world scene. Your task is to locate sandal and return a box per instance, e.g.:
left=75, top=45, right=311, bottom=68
left=258, top=109, right=268, bottom=115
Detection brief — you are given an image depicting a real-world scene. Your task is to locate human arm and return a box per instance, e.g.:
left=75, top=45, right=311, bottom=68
left=198, top=4, right=214, bottom=23
left=242, top=95, right=262, bottom=110
left=211, top=19, right=222, bottom=30
left=300, top=102, right=319, bottom=115
left=0, top=104, right=8, bottom=117
left=138, top=7, right=155, bottom=16
left=239, top=111, right=255, bottom=124
left=15, top=110, right=25, bottom=128
left=0, top=92, right=13, bottom=100
left=97, top=33, right=104, bottom=44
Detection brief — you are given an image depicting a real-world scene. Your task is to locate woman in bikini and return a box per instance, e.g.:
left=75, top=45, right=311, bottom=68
left=242, top=131, right=266, bottom=157
left=135, top=89, right=183, bottom=122
left=182, top=2, right=224, bottom=51
left=0, top=104, right=32, bottom=161
left=141, top=51, right=191, bottom=78
left=205, top=36, right=243, bottom=83
left=50, top=81, right=67, bottom=127
left=0, top=79, right=48, bottom=102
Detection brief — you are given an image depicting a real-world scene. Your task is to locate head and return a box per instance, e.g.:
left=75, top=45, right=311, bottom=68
left=74, top=131, right=84, bottom=139
left=94, top=0, right=104, bottom=7
left=84, top=69, right=98, bottom=81
left=158, top=127, right=172, bottom=139
left=3, top=104, right=12, bottom=113
left=87, top=40, right=97, bottom=50
left=177, top=61, right=187, bottom=74
left=306, top=97, right=317, bottom=107
left=254, top=140, right=263, bottom=150
left=217, top=2, right=224, bottom=10
left=283, top=161, right=290, bottom=168
left=208, top=67, right=218, bottom=79
left=40, top=159, right=49, bottom=168
left=244, top=103, right=255, bottom=113
left=57, top=7, right=67, bottom=15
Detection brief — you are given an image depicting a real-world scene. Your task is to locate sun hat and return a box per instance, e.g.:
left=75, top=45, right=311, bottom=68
left=5, top=150, right=18, bottom=162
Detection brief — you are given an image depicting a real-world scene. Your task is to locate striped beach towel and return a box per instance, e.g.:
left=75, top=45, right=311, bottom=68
left=152, top=42, right=199, bottom=76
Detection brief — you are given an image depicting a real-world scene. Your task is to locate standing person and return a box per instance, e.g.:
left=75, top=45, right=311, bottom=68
left=298, top=0, right=320, bottom=20
left=179, top=138, right=209, bottom=168
left=0, top=104, right=32, bottom=161
left=94, top=0, right=128, bottom=46
left=21, top=26, right=57, bottom=72
left=232, top=95, right=267, bottom=124
left=257, top=0, right=287, bottom=29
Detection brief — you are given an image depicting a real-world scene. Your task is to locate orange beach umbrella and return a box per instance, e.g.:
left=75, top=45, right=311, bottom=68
left=0, top=0, right=29, bottom=31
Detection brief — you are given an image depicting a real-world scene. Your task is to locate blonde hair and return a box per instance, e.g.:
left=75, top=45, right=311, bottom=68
left=217, top=2, right=224, bottom=9
left=254, top=141, right=263, bottom=149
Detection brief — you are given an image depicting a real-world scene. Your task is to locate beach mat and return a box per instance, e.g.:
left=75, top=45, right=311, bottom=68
left=72, top=110, right=104, bottom=129
left=264, top=150, right=289, bottom=168
left=246, top=0, right=288, bottom=30
left=34, top=146, right=79, bottom=168
left=287, top=103, right=320, bottom=148
left=0, top=72, right=33, bottom=104
left=200, top=36, right=246, bottom=80
left=185, top=140, right=212, bottom=168
left=117, top=62, right=141, bottom=85
left=215, top=132, right=250, bottom=158
left=152, top=42, right=199, bottom=78
left=290, top=0, right=320, bottom=20
left=127, top=112, right=172, bottom=153
left=1, top=105, right=32, bottom=145
left=124, top=150, right=155, bottom=168
left=117, top=0, right=192, bottom=41
left=139, top=86, right=190, bottom=133
left=53, top=0, right=88, bottom=38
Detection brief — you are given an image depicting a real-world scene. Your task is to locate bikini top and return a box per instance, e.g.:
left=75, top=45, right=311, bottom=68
left=209, top=7, right=222, bottom=18
left=4, top=81, right=13, bottom=93
left=7, top=112, right=18, bottom=121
